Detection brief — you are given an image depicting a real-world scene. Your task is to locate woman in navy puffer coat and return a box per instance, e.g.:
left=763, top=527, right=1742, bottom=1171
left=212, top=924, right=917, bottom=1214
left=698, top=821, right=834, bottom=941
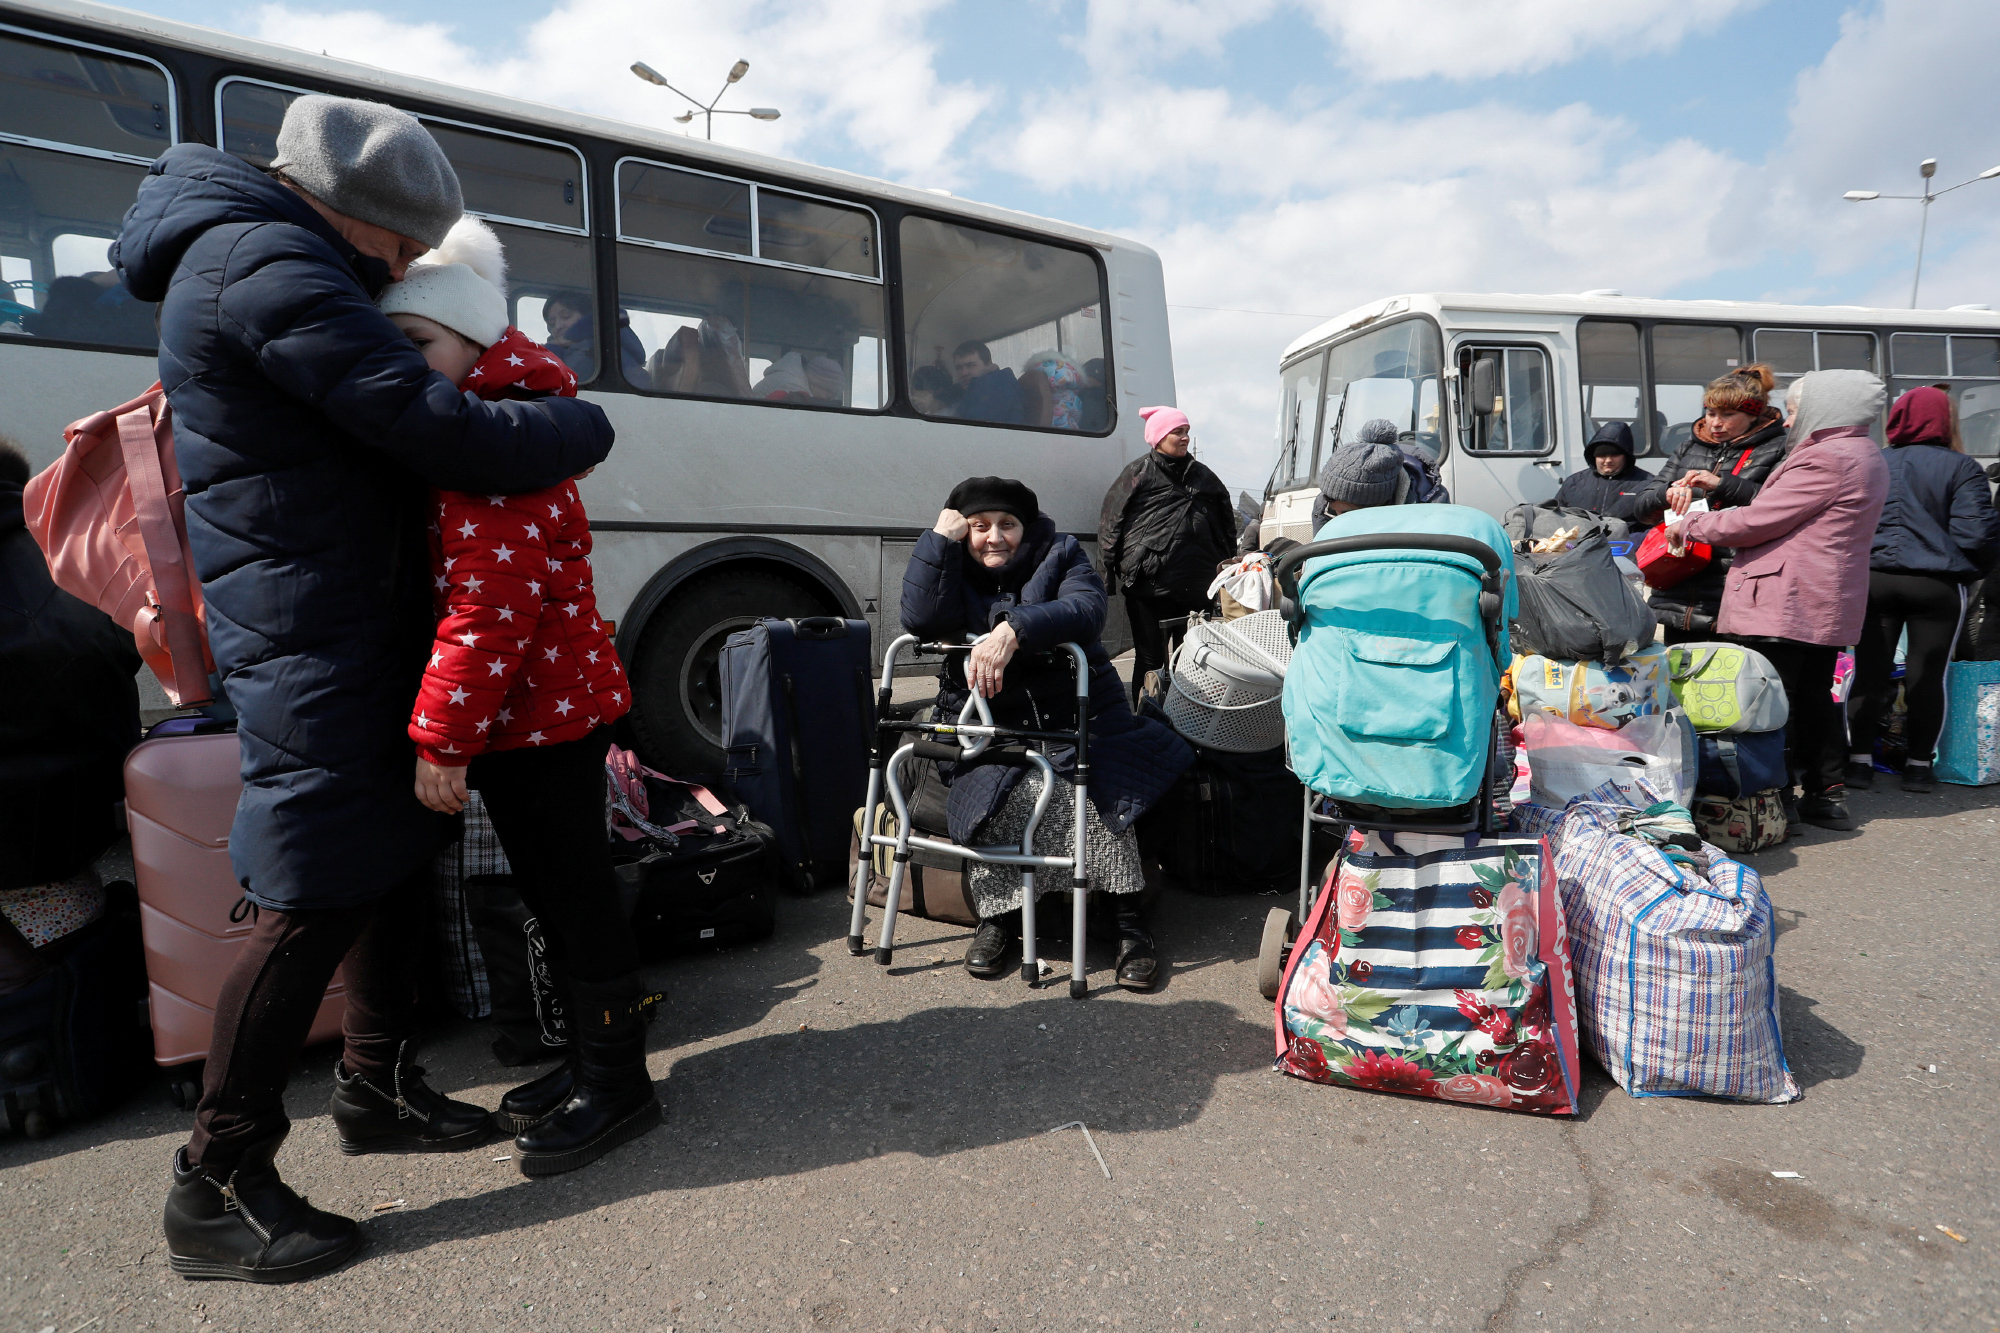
left=901, top=477, right=1191, bottom=988
left=114, top=144, right=611, bottom=911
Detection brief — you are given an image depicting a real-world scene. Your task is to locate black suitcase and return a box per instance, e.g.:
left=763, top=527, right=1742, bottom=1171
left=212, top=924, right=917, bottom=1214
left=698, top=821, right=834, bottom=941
left=611, top=775, right=780, bottom=958
left=0, top=903, right=151, bottom=1137
left=1152, top=743, right=1309, bottom=896
left=718, top=617, right=872, bottom=893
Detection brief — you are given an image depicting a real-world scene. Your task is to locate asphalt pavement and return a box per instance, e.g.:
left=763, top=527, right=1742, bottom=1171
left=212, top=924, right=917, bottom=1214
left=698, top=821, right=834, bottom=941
left=1, top=776, right=1994, bottom=1333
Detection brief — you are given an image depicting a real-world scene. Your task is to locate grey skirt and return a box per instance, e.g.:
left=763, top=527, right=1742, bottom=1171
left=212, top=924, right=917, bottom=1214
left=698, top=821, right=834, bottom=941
left=964, top=774, right=1146, bottom=919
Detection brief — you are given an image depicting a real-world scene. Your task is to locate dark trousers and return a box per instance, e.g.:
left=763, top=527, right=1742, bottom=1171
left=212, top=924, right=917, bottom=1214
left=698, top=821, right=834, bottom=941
left=1755, top=639, right=1846, bottom=797
left=468, top=729, right=637, bottom=985
left=1125, top=589, right=1208, bottom=707
left=186, top=732, right=635, bottom=1173
left=186, top=888, right=419, bottom=1172
left=1848, top=570, right=1966, bottom=765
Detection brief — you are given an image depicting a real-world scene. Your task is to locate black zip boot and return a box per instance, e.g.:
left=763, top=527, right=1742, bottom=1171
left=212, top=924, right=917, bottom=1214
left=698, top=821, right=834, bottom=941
left=328, top=1040, right=493, bottom=1155
left=514, top=978, right=662, bottom=1177
left=164, top=1135, right=362, bottom=1283
left=1113, top=900, right=1160, bottom=991
left=495, top=1059, right=576, bottom=1134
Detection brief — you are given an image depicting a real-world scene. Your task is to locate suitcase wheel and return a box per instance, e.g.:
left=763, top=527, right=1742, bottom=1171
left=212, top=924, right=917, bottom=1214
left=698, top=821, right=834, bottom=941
left=21, top=1109, right=50, bottom=1139
left=168, top=1074, right=202, bottom=1111
left=1257, top=907, right=1296, bottom=1001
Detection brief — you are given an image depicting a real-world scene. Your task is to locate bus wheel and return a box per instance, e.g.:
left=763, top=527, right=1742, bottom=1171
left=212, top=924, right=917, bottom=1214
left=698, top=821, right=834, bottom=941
left=626, top=568, right=832, bottom=774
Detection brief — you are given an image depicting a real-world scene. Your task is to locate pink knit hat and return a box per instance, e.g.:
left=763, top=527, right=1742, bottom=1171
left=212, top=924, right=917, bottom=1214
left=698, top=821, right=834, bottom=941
left=1139, top=405, right=1189, bottom=447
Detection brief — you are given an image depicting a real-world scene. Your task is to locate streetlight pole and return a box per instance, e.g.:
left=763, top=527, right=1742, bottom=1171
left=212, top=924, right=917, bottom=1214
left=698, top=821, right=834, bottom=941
left=1844, top=157, right=2000, bottom=308
left=630, top=59, right=780, bottom=140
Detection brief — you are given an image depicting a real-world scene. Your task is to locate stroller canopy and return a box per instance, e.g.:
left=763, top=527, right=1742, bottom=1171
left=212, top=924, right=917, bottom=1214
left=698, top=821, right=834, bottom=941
left=1284, top=504, right=1516, bottom=809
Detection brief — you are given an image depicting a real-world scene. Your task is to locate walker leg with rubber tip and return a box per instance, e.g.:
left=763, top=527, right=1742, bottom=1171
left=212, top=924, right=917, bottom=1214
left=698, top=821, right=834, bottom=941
left=1070, top=783, right=1089, bottom=1000
left=874, top=851, right=909, bottom=966
left=848, top=766, right=883, bottom=956
left=1019, top=868, right=1038, bottom=986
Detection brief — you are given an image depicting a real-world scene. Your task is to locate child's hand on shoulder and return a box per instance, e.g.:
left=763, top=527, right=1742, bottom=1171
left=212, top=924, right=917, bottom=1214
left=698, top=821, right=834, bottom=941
left=415, top=756, right=469, bottom=814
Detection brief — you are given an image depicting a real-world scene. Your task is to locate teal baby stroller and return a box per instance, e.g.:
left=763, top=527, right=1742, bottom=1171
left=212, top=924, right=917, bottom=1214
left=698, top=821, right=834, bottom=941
left=1255, top=505, right=1517, bottom=996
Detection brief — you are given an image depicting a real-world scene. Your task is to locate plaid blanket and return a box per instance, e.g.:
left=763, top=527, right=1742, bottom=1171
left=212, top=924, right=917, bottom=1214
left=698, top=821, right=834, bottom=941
left=1514, top=789, right=1799, bottom=1103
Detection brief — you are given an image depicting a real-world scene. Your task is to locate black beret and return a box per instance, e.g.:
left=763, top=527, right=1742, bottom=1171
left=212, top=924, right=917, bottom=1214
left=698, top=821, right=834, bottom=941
left=946, top=476, right=1039, bottom=526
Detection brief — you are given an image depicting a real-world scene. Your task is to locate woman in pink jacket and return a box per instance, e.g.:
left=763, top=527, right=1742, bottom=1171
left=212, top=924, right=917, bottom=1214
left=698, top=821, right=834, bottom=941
left=1672, top=369, right=1890, bottom=831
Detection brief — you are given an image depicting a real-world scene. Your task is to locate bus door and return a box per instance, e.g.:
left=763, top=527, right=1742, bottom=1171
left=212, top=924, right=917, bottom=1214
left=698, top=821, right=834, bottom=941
left=1449, top=341, right=1562, bottom=513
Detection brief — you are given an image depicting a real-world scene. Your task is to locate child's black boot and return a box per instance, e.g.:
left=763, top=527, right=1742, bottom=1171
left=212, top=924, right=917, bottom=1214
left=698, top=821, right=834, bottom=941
left=514, top=977, right=661, bottom=1176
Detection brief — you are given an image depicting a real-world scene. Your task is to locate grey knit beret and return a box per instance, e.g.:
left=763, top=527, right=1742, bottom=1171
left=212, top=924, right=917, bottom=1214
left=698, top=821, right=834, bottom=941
left=271, top=95, right=463, bottom=249
left=1319, top=438, right=1405, bottom=508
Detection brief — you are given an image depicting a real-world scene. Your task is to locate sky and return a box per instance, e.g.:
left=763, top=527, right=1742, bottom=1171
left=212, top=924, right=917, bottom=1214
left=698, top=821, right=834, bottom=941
left=121, top=0, right=2000, bottom=496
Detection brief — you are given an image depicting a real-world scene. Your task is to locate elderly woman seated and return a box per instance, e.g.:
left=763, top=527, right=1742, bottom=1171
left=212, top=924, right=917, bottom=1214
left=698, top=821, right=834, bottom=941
left=901, top=476, right=1193, bottom=989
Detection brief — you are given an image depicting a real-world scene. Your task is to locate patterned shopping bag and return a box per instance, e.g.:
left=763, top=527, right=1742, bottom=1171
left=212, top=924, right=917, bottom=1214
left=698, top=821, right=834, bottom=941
left=1275, top=832, right=1582, bottom=1115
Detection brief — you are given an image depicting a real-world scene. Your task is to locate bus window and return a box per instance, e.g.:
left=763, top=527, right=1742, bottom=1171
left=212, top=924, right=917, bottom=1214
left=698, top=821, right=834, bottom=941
left=1578, top=320, right=1647, bottom=453
left=1754, top=328, right=1878, bottom=402
left=0, top=31, right=171, bottom=349
left=219, top=79, right=603, bottom=381
left=1459, top=346, right=1549, bottom=454
left=615, top=160, right=887, bottom=408
left=1319, top=318, right=1443, bottom=464
left=1892, top=332, right=2000, bottom=455
left=1650, top=324, right=1742, bottom=457
left=898, top=215, right=1110, bottom=431
left=1275, top=354, right=1323, bottom=486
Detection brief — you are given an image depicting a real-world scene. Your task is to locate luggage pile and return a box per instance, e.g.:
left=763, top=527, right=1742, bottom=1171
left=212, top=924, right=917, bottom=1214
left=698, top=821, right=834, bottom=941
left=1665, top=642, right=1792, bottom=852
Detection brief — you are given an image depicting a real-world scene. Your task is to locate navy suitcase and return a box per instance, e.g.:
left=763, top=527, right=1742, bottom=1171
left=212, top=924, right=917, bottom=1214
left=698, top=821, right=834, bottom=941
left=719, top=617, right=872, bottom=893
left=1695, top=728, right=1788, bottom=798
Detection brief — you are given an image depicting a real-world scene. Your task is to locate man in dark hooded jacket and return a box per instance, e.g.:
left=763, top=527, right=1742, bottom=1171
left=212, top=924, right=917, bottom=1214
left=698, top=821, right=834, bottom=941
left=114, top=96, right=612, bottom=1282
left=1554, top=422, right=1653, bottom=518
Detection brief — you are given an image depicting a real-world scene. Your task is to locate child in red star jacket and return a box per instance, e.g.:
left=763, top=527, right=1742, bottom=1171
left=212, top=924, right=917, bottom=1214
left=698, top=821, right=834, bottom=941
left=378, top=217, right=659, bottom=1177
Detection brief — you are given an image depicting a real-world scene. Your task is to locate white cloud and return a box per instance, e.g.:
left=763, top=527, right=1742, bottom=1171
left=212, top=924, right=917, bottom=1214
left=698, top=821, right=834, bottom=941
left=1304, top=0, right=1762, bottom=83
left=247, top=0, right=990, bottom=186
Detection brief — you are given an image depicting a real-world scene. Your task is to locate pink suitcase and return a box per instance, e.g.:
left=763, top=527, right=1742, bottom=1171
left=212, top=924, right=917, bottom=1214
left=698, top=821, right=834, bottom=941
left=123, top=731, right=344, bottom=1099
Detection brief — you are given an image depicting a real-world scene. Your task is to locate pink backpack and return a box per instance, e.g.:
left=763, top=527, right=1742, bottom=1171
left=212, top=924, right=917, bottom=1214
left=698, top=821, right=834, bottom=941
left=23, top=383, right=215, bottom=706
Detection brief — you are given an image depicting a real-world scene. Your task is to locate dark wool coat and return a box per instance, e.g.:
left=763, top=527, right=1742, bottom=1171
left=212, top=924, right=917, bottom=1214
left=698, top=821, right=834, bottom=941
left=1629, top=415, right=1791, bottom=627
left=900, top=518, right=1192, bottom=841
left=0, top=481, right=141, bottom=889
left=112, top=145, right=613, bottom=910
left=1098, top=449, right=1235, bottom=601
left=1871, top=441, right=2000, bottom=580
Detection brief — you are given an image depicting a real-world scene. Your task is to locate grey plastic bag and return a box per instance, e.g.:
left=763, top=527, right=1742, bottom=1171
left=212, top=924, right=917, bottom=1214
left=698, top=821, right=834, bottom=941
left=1510, top=533, right=1658, bottom=664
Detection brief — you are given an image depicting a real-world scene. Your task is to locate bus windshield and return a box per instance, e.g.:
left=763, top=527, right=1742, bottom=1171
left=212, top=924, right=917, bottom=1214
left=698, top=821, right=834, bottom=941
left=1319, top=318, right=1444, bottom=464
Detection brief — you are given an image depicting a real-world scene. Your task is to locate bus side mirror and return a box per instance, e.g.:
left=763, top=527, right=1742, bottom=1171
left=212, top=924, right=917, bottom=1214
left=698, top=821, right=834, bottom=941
left=1469, top=356, right=1499, bottom=417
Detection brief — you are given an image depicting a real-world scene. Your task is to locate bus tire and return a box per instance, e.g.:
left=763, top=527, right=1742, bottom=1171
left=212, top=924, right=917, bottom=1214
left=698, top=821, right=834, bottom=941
left=625, top=568, right=833, bottom=774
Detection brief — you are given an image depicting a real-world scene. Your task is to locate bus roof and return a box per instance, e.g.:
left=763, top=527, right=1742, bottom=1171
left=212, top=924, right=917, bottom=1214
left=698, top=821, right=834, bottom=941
left=1281, top=291, right=2000, bottom=363
left=8, top=0, right=1157, bottom=262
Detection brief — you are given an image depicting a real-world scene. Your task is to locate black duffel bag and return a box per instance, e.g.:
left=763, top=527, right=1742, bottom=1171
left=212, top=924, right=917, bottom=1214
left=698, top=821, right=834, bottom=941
left=609, top=772, right=779, bottom=960
left=1149, top=742, right=1305, bottom=896
left=1510, top=532, right=1657, bottom=664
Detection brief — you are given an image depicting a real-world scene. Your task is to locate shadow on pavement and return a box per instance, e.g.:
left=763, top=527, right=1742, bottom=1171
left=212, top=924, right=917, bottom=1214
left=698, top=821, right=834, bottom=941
left=1778, top=985, right=1865, bottom=1088
left=366, top=996, right=1270, bottom=1254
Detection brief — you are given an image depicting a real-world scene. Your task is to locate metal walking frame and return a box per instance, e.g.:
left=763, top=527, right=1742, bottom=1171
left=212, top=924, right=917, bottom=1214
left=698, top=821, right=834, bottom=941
left=846, top=633, right=1097, bottom=999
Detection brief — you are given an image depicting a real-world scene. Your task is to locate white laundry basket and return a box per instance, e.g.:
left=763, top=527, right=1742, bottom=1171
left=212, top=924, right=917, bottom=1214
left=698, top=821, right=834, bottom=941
left=1162, top=611, right=1293, bottom=752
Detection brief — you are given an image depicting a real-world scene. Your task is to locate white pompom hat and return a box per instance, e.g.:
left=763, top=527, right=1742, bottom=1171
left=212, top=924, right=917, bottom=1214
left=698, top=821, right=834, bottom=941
left=378, top=215, right=508, bottom=348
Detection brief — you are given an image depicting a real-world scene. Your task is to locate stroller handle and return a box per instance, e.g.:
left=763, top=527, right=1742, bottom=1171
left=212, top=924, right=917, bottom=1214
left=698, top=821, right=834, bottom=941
left=1273, top=533, right=1509, bottom=655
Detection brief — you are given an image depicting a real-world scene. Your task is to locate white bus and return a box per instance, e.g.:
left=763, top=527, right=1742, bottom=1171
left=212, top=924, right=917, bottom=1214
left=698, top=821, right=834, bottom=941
left=0, top=0, right=1173, bottom=770
left=1262, top=291, right=2000, bottom=542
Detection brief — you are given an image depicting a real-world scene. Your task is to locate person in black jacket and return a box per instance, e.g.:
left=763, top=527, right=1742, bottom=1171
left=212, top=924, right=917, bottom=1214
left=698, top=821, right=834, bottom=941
left=1554, top=421, right=1652, bottom=517
left=114, top=96, right=613, bottom=1283
left=1628, top=365, right=1790, bottom=640
left=1847, top=386, right=2000, bottom=793
left=1098, top=406, right=1236, bottom=705
left=0, top=438, right=141, bottom=893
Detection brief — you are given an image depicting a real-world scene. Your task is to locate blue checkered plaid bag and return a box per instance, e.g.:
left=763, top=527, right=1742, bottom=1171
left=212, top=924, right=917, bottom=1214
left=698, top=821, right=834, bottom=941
left=1514, top=791, right=1799, bottom=1103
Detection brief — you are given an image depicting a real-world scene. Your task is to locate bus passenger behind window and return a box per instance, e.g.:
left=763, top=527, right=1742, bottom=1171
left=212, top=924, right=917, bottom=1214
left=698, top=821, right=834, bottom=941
left=1079, top=357, right=1108, bottom=432
left=911, top=362, right=961, bottom=416
left=951, top=339, right=1026, bottom=425
left=648, top=317, right=753, bottom=399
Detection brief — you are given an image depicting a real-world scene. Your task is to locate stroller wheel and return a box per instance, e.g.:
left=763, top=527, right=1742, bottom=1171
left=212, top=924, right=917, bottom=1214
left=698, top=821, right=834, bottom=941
left=1257, top=907, right=1295, bottom=1000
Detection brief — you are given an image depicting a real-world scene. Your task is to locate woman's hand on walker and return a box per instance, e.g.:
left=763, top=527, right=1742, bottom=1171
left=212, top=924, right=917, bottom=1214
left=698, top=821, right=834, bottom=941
left=933, top=508, right=970, bottom=542
left=968, top=621, right=1019, bottom=698
left=415, top=757, right=470, bottom=814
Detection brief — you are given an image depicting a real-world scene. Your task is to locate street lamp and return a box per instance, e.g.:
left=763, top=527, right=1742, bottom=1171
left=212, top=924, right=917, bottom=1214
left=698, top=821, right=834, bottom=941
left=629, top=59, right=780, bottom=141
left=1843, top=157, right=2000, bottom=307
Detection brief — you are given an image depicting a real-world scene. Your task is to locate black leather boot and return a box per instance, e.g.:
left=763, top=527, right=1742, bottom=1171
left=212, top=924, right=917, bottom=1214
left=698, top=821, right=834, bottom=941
left=328, top=1041, right=493, bottom=1155
left=964, top=914, right=1019, bottom=979
left=495, top=1060, right=575, bottom=1134
left=514, top=978, right=662, bottom=1177
left=164, top=1135, right=362, bottom=1283
left=1113, top=901, right=1159, bottom=991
